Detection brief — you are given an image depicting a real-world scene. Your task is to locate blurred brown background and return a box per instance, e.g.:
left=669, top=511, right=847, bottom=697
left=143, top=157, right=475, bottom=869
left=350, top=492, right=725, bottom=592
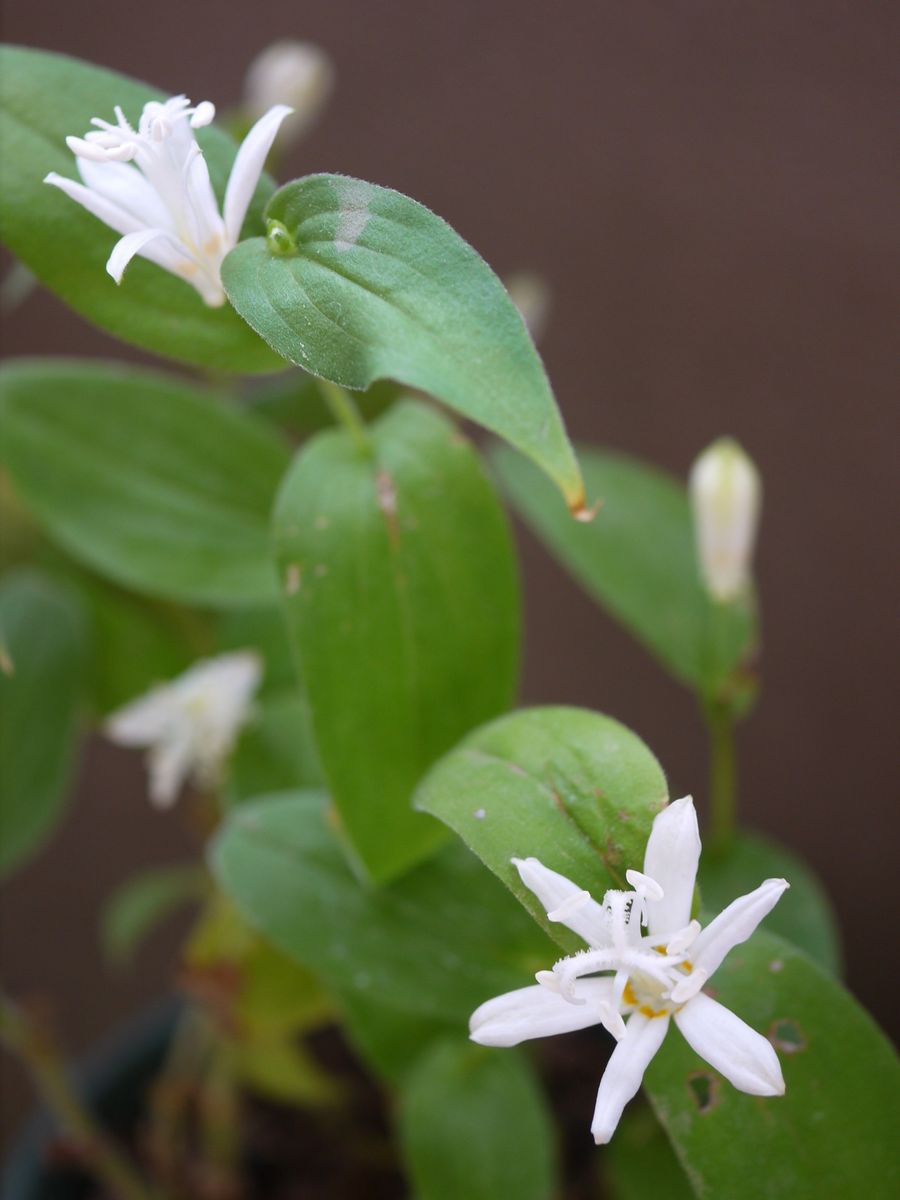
left=2, top=0, right=898, bottom=1143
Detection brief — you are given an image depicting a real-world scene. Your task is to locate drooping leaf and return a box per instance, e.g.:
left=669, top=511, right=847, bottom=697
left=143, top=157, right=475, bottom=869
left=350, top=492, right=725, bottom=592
left=0, top=360, right=290, bottom=606
left=0, top=569, right=85, bottom=877
left=494, top=446, right=757, bottom=706
left=699, top=832, right=841, bottom=976
left=228, top=690, right=323, bottom=805
left=101, top=864, right=206, bottom=965
left=415, top=706, right=668, bottom=955
left=272, top=400, right=521, bottom=882
left=222, top=174, right=585, bottom=512
left=210, top=791, right=555, bottom=1026
left=0, top=45, right=281, bottom=372
left=398, top=1039, right=557, bottom=1200
left=644, top=928, right=900, bottom=1199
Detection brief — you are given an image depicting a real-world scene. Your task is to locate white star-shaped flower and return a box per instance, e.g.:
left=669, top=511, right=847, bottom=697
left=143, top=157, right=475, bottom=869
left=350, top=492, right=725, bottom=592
left=45, top=93, right=292, bottom=305
left=470, top=796, right=788, bottom=1144
left=104, top=651, right=261, bottom=807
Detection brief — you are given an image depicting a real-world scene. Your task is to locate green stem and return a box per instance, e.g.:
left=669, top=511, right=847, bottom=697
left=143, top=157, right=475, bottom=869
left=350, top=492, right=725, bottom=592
left=706, top=703, right=737, bottom=856
left=0, top=992, right=155, bottom=1200
left=317, top=379, right=371, bottom=454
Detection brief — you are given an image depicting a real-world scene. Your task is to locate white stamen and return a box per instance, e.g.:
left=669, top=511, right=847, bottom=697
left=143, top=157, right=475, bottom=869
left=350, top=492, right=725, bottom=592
left=548, top=889, right=592, bottom=922
left=666, top=919, right=702, bottom=956
left=625, top=869, right=665, bottom=901
left=669, top=967, right=709, bottom=1004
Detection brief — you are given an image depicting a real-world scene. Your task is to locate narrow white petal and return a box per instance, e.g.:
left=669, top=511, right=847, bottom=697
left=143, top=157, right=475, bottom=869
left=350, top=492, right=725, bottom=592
left=591, top=1012, right=669, bottom=1144
left=675, top=993, right=785, bottom=1096
left=44, top=171, right=143, bottom=238
left=470, top=978, right=614, bottom=1047
left=104, top=685, right=175, bottom=747
left=106, top=228, right=187, bottom=283
left=643, top=796, right=701, bottom=937
left=146, top=729, right=196, bottom=808
left=76, top=157, right=172, bottom=231
left=691, top=878, right=790, bottom=977
left=223, top=104, right=292, bottom=244
left=512, top=857, right=609, bottom=946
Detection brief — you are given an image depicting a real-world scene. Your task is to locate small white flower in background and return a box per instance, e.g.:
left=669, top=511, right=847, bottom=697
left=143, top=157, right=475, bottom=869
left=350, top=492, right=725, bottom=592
left=689, top=438, right=761, bottom=603
left=506, top=271, right=552, bottom=343
left=104, top=652, right=261, bottom=808
left=244, top=40, right=334, bottom=144
left=44, top=94, right=292, bottom=305
left=470, top=796, right=788, bottom=1145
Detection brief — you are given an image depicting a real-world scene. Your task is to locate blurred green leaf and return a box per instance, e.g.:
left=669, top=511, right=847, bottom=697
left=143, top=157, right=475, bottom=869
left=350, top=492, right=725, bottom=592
left=415, top=706, right=667, bottom=956
left=273, top=400, right=521, bottom=882
left=223, top=174, right=585, bottom=512
left=0, top=45, right=281, bottom=372
left=228, top=690, right=323, bottom=805
left=245, top=371, right=399, bottom=440
left=102, top=864, right=205, bottom=965
left=605, top=1103, right=693, bottom=1200
left=0, top=569, right=85, bottom=877
left=215, top=605, right=298, bottom=696
left=399, top=1039, right=556, bottom=1200
left=0, top=359, right=290, bottom=606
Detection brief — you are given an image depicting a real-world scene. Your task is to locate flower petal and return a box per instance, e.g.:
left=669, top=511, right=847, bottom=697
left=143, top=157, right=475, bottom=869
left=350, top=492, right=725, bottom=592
left=44, top=171, right=144, bottom=238
left=146, top=727, right=196, bottom=808
left=674, top=993, right=785, bottom=1096
left=470, top=978, right=614, bottom=1048
left=691, top=878, right=789, bottom=978
left=76, top=157, right=172, bottom=230
left=642, top=795, right=701, bottom=937
left=105, top=228, right=190, bottom=283
left=223, top=104, right=292, bottom=245
left=104, top=685, right=175, bottom=747
left=591, top=1012, right=669, bottom=1144
left=512, top=857, right=609, bottom=946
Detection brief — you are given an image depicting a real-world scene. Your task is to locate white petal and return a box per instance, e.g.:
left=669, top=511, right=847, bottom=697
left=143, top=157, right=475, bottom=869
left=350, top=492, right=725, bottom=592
left=44, top=171, right=143, bottom=238
left=591, top=1012, right=670, bottom=1144
left=146, top=728, right=196, bottom=808
left=223, top=104, right=292, bottom=244
left=642, top=796, right=701, bottom=937
left=76, top=157, right=172, bottom=231
left=512, top=857, right=609, bottom=946
left=674, top=993, right=785, bottom=1096
left=104, top=685, right=175, bottom=747
left=106, top=228, right=189, bottom=283
left=691, top=878, right=789, bottom=977
left=470, top=978, right=614, bottom=1048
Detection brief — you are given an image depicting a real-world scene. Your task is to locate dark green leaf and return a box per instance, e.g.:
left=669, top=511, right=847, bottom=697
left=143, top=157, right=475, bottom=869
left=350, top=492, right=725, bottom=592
left=399, top=1039, right=556, bottom=1200
left=272, top=400, right=521, bottom=881
left=415, top=706, right=668, bottom=955
left=223, top=174, right=585, bottom=512
left=245, top=371, right=399, bottom=440
left=228, top=690, right=323, bottom=804
left=102, top=864, right=205, bottom=964
left=0, top=569, right=85, bottom=876
left=605, top=1103, right=693, bottom=1200
left=0, top=360, right=290, bottom=605
left=0, top=45, right=281, bottom=372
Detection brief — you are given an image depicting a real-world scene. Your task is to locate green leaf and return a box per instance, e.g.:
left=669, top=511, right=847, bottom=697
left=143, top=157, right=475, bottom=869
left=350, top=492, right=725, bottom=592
left=0, top=45, right=281, bottom=372
left=222, top=173, right=585, bottom=512
left=246, top=371, right=399, bottom=440
left=101, top=864, right=205, bottom=965
left=210, top=791, right=555, bottom=1026
left=0, top=569, right=85, bottom=877
left=0, top=359, right=291, bottom=606
left=699, top=832, right=842, bottom=977
left=605, top=1103, right=694, bottom=1200
left=399, top=1039, right=556, bottom=1200
left=494, top=446, right=756, bottom=704
left=215, top=605, right=298, bottom=696
left=272, top=400, right=521, bottom=882
left=335, top=990, right=456, bottom=1084
left=644, top=928, right=900, bottom=1199
left=228, top=690, right=323, bottom=804
left=415, top=706, right=668, bottom=955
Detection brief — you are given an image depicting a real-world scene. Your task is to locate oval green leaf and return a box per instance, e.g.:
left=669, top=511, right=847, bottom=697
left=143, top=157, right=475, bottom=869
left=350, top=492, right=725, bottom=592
left=222, top=173, right=585, bottom=512
left=414, top=706, right=668, bottom=955
left=272, top=399, right=521, bottom=882
left=0, top=45, right=281, bottom=372
left=0, top=360, right=291, bottom=606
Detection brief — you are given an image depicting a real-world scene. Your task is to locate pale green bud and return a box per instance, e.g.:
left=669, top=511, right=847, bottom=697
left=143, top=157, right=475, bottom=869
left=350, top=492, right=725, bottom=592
left=689, top=438, right=761, bottom=603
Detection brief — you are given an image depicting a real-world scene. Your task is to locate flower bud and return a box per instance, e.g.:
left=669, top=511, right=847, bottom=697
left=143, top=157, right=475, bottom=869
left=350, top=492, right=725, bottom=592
left=689, top=438, right=760, bottom=602
left=506, top=271, right=551, bottom=343
left=244, top=41, right=334, bottom=142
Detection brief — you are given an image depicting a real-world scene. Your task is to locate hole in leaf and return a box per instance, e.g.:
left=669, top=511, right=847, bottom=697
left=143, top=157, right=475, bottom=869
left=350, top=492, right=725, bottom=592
left=687, top=1071, right=719, bottom=1113
left=770, top=1018, right=806, bottom=1054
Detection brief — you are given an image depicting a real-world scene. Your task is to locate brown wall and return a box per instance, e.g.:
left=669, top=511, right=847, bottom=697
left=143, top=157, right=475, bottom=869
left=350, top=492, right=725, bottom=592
left=2, top=0, right=897, bottom=1140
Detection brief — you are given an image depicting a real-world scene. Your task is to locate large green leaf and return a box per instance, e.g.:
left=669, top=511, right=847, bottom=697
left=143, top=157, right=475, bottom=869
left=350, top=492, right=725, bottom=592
left=415, top=706, right=668, bottom=955
left=398, top=1039, right=556, bottom=1200
left=699, top=832, right=841, bottom=977
left=605, top=1103, right=693, bottom=1200
left=210, top=791, right=555, bottom=1026
left=0, top=45, right=281, bottom=372
left=494, top=446, right=756, bottom=705
left=223, top=174, right=586, bottom=512
left=0, top=360, right=290, bottom=606
left=272, top=400, right=521, bottom=882
left=644, top=928, right=900, bottom=1199
left=0, top=570, right=85, bottom=877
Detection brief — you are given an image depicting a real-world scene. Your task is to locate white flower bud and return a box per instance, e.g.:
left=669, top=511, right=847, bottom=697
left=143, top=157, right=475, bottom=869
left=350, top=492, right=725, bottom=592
left=689, top=438, right=761, bottom=603
left=506, top=272, right=551, bottom=343
left=244, top=41, right=334, bottom=142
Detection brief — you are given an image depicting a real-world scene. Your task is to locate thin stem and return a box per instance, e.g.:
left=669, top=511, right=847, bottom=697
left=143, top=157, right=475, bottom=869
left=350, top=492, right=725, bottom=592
left=0, top=991, right=155, bottom=1200
left=317, top=379, right=371, bottom=454
left=705, top=703, right=738, bottom=856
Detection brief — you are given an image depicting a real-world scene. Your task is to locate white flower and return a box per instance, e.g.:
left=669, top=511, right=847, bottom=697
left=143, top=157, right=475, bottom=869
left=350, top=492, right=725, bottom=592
left=470, top=796, right=788, bottom=1144
left=44, top=94, right=292, bottom=305
left=243, top=41, right=333, bottom=143
left=104, top=652, right=261, bottom=807
left=689, top=438, right=761, bottom=603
